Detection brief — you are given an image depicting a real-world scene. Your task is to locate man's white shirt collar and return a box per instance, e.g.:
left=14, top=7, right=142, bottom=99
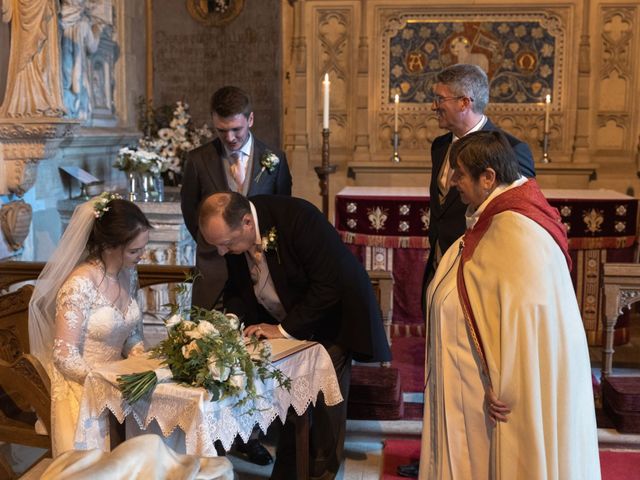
left=249, top=201, right=261, bottom=247
left=225, top=132, right=253, bottom=160
left=452, top=115, right=487, bottom=143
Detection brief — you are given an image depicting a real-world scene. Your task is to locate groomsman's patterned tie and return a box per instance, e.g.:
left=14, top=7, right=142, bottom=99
left=229, top=151, right=245, bottom=189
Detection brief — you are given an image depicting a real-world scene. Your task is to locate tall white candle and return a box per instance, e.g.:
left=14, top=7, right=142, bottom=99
left=544, top=94, right=551, bottom=133
left=394, top=94, right=399, bottom=133
left=323, top=73, right=330, bottom=130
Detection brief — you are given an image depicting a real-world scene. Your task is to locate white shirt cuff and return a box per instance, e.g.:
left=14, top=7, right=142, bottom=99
left=277, top=324, right=295, bottom=339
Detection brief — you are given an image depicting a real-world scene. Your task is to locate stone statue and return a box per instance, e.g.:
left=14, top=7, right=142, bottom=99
left=0, top=0, right=66, bottom=117
left=60, top=0, right=112, bottom=121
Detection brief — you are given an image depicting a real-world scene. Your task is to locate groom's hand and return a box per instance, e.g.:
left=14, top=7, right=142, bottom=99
left=244, top=323, right=284, bottom=339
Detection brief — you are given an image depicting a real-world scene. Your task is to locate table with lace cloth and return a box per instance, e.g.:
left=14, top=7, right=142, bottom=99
left=74, top=340, right=343, bottom=457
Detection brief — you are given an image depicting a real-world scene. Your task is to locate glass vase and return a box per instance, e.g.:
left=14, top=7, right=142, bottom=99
left=140, top=171, right=164, bottom=202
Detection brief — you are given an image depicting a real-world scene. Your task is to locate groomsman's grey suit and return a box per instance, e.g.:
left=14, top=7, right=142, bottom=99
left=181, top=137, right=292, bottom=308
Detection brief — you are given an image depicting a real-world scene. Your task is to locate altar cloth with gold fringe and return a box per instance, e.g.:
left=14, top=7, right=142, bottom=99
left=335, top=186, right=638, bottom=345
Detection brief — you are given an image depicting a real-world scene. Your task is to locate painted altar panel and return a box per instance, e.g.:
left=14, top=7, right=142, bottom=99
left=368, top=5, right=577, bottom=160
left=387, top=19, right=558, bottom=106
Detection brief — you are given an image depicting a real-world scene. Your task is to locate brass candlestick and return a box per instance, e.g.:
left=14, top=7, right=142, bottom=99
left=314, top=128, right=337, bottom=218
left=541, top=131, right=551, bottom=163
left=391, top=131, right=401, bottom=163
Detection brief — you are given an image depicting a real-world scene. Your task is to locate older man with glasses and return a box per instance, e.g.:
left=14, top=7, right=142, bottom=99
left=422, top=63, right=536, bottom=289
left=398, top=62, right=536, bottom=480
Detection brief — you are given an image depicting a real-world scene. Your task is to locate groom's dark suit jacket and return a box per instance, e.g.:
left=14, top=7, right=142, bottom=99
left=223, top=195, right=391, bottom=363
left=422, top=119, right=535, bottom=304
left=181, top=138, right=292, bottom=309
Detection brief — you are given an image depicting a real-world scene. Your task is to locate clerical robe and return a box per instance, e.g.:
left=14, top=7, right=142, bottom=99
left=420, top=180, right=600, bottom=480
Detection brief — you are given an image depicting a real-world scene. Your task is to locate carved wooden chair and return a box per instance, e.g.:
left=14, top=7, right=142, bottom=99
left=0, top=285, right=52, bottom=478
left=0, top=263, right=192, bottom=478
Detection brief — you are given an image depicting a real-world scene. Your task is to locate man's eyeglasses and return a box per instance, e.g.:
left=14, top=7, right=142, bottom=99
left=432, top=95, right=474, bottom=106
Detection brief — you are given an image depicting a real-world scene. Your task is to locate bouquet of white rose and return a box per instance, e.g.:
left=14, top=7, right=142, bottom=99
left=117, top=306, right=290, bottom=407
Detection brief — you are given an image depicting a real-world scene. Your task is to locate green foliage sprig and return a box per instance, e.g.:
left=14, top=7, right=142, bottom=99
left=117, top=303, right=290, bottom=409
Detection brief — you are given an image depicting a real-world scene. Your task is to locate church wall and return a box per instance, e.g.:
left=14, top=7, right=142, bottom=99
left=0, top=9, right=8, bottom=106
left=5, top=0, right=640, bottom=261
left=282, top=0, right=640, bottom=214
left=0, top=0, right=144, bottom=261
left=151, top=0, right=283, bottom=150
left=588, top=0, right=640, bottom=194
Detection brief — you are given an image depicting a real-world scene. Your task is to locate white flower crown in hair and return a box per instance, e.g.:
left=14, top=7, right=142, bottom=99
left=93, top=192, right=122, bottom=219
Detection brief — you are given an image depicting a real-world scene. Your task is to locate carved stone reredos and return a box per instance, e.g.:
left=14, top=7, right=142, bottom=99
left=0, top=118, right=79, bottom=196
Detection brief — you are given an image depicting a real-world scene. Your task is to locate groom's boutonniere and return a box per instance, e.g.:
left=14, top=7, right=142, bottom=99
left=261, top=227, right=280, bottom=263
left=255, top=151, right=280, bottom=183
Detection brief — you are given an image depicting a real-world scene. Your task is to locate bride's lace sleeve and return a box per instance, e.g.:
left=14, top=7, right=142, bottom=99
left=53, top=276, right=95, bottom=384
left=123, top=268, right=145, bottom=357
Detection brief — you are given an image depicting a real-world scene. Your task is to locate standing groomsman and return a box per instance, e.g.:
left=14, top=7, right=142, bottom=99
left=180, top=85, right=292, bottom=465
left=181, top=85, right=292, bottom=310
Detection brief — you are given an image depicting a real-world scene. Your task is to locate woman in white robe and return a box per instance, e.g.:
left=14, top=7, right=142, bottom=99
left=419, top=131, right=600, bottom=480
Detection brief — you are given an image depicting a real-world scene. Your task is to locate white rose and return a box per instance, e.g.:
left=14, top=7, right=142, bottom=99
left=195, top=320, right=219, bottom=338
left=185, top=328, right=202, bottom=340
left=165, top=314, right=182, bottom=330
left=180, top=320, right=196, bottom=331
left=207, top=357, right=230, bottom=382
left=181, top=340, right=200, bottom=359
left=226, top=313, right=240, bottom=330
left=229, top=368, right=247, bottom=389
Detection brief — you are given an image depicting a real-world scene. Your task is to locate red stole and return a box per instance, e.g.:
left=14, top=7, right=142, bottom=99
left=456, top=179, right=571, bottom=384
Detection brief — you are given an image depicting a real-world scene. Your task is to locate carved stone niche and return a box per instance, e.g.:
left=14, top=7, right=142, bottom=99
left=0, top=200, right=32, bottom=251
left=0, top=118, right=79, bottom=196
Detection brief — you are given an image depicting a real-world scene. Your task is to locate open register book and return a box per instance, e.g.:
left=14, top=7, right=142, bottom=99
left=269, top=338, right=317, bottom=362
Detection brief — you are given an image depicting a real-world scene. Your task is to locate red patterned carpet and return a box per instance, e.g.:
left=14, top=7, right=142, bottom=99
left=381, top=439, right=640, bottom=480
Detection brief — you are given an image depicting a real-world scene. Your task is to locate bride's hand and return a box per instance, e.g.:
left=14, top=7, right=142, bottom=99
left=485, top=388, right=511, bottom=424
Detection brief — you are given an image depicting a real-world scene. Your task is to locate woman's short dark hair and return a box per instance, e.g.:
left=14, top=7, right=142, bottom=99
left=449, top=130, right=520, bottom=184
left=87, top=199, right=152, bottom=258
left=210, top=86, right=252, bottom=119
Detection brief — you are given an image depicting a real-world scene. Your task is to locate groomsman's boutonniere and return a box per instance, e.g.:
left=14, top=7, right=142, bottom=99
left=255, top=151, right=280, bottom=183
left=261, top=227, right=280, bottom=263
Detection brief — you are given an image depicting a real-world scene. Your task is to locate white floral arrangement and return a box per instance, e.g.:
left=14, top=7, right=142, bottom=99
left=116, top=100, right=213, bottom=184
left=254, top=151, right=280, bottom=183
left=92, top=191, right=121, bottom=219
left=139, top=101, right=212, bottom=180
left=114, top=146, right=167, bottom=175
left=118, top=306, right=290, bottom=407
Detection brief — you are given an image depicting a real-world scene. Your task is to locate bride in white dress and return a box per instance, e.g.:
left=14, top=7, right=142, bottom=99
left=29, top=193, right=152, bottom=457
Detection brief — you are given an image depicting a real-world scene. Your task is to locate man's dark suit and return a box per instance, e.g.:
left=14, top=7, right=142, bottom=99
left=422, top=119, right=535, bottom=298
left=223, top=195, right=391, bottom=478
left=181, top=137, right=292, bottom=309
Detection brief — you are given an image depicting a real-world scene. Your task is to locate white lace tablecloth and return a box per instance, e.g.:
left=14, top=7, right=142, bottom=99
left=75, top=341, right=343, bottom=457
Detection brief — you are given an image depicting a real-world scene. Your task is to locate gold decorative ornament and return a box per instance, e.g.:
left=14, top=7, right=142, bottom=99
left=186, top=0, right=245, bottom=27
left=0, top=200, right=33, bottom=251
left=367, top=206, right=389, bottom=231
